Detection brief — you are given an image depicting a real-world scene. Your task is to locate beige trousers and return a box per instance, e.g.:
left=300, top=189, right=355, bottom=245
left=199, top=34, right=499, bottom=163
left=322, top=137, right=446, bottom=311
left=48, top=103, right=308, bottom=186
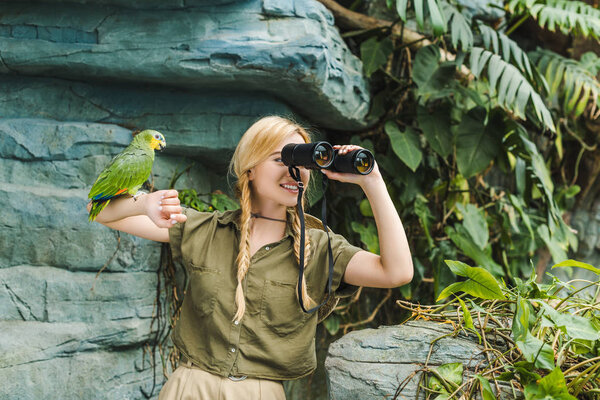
left=158, top=365, right=286, bottom=400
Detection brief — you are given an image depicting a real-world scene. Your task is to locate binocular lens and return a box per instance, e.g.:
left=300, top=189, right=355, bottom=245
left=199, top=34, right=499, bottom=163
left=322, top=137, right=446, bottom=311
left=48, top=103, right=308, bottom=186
left=314, top=143, right=332, bottom=167
left=354, top=150, right=373, bottom=174
left=331, top=148, right=374, bottom=175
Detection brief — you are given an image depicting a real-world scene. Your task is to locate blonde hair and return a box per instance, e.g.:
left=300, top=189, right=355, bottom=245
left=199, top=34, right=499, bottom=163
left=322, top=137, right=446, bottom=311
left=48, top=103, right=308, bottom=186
left=228, top=115, right=317, bottom=322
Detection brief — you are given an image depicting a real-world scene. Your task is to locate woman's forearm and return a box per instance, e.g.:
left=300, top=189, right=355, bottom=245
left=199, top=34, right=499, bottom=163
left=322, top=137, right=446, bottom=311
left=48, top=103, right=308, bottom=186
left=361, top=178, right=414, bottom=284
left=87, top=194, right=149, bottom=223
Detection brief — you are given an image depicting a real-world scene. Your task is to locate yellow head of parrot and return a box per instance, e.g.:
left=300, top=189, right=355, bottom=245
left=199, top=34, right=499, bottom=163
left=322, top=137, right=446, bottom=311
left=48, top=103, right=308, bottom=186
left=147, top=130, right=166, bottom=151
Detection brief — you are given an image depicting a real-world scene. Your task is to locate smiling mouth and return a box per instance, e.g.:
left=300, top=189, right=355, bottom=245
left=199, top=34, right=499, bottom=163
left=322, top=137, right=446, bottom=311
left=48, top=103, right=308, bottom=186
left=280, top=184, right=298, bottom=193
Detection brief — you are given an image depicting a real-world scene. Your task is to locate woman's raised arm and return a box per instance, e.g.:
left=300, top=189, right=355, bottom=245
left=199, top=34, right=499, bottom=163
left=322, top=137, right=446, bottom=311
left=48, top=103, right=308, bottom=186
left=321, top=145, right=414, bottom=288
left=86, top=189, right=187, bottom=243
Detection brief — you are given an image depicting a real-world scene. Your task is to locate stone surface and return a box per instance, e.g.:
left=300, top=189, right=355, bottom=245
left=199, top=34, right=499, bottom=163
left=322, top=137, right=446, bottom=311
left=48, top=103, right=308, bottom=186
left=0, top=0, right=370, bottom=130
left=326, top=320, right=520, bottom=399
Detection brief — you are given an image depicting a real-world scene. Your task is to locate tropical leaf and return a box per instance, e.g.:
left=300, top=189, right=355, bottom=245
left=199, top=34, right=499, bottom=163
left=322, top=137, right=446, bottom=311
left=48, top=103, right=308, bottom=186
left=458, top=297, right=481, bottom=343
left=551, top=259, right=600, bottom=275
left=414, top=194, right=434, bottom=248
left=474, top=375, right=497, bottom=400
left=469, top=47, right=556, bottom=131
left=351, top=221, right=380, bottom=254
left=455, top=203, right=488, bottom=250
left=509, top=123, right=563, bottom=222
left=454, top=107, right=502, bottom=178
left=428, top=363, right=463, bottom=394
left=530, top=48, right=600, bottom=118
left=538, top=301, right=600, bottom=341
left=513, top=297, right=555, bottom=370
left=360, top=37, right=394, bottom=77
left=534, top=0, right=600, bottom=38
left=437, top=260, right=505, bottom=301
left=385, top=121, right=423, bottom=171
left=417, top=103, right=453, bottom=158
left=478, top=23, right=543, bottom=88
left=413, top=45, right=457, bottom=102
left=444, top=226, right=504, bottom=276
left=395, top=0, right=447, bottom=36
left=507, top=0, right=600, bottom=39
left=524, top=367, right=577, bottom=400
left=579, top=51, right=600, bottom=76
left=441, top=1, right=473, bottom=51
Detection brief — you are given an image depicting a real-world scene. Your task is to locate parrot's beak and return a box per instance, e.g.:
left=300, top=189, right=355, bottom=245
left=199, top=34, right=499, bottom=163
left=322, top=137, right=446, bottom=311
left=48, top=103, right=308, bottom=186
left=158, top=142, right=166, bottom=151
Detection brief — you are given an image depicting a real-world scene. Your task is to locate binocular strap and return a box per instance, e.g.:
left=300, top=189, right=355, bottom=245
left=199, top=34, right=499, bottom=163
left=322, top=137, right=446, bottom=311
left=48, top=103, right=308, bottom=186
left=288, top=166, right=334, bottom=314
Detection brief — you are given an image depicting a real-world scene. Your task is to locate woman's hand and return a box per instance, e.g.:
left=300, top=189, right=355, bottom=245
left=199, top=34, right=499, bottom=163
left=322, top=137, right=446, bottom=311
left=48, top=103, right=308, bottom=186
left=144, top=189, right=187, bottom=228
left=320, top=145, right=383, bottom=189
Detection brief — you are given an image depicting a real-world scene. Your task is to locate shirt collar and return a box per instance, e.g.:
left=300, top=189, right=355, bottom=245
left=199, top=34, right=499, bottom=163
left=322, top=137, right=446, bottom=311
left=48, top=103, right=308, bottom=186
left=216, top=209, right=294, bottom=239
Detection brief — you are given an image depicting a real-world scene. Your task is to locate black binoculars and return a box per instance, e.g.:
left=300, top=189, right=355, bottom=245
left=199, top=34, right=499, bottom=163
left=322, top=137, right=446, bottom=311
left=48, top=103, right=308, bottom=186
left=281, top=141, right=374, bottom=175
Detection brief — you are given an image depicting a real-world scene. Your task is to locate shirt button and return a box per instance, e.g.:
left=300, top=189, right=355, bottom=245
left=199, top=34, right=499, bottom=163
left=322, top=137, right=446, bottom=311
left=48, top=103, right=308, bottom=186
left=231, top=348, right=236, bottom=353
left=265, top=246, right=270, bottom=250
left=234, top=320, right=239, bottom=325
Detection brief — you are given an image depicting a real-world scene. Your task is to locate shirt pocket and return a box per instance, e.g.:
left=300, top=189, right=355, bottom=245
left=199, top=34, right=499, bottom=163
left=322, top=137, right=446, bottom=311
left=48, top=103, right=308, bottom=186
left=260, top=279, right=309, bottom=336
left=188, top=263, right=221, bottom=317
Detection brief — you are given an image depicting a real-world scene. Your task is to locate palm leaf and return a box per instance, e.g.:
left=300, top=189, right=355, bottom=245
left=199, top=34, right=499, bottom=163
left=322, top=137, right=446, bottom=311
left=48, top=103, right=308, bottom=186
left=509, top=0, right=600, bottom=39
left=469, top=47, right=556, bottom=131
left=441, top=1, right=473, bottom=51
left=478, top=23, right=546, bottom=91
left=395, top=0, right=447, bottom=36
left=530, top=48, right=600, bottom=118
left=579, top=52, right=600, bottom=76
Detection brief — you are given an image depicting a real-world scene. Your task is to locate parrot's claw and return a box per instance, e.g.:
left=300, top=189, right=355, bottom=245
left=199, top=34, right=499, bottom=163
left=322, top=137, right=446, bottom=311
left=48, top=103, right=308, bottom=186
left=132, top=191, right=148, bottom=201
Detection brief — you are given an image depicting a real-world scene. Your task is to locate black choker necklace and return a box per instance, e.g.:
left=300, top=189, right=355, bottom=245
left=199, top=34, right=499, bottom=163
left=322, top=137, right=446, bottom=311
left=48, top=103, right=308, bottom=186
left=251, top=212, right=287, bottom=223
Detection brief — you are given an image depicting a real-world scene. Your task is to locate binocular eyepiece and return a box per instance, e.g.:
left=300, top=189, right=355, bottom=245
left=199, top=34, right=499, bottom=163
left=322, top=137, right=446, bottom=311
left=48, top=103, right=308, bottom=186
left=281, top=141, right=374, bottom=175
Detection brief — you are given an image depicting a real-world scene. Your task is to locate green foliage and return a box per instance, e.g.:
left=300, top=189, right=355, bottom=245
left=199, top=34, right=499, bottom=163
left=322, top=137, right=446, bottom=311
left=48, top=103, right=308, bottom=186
left=427, top=362, right=463, bottom=395
left=412, top=259, right=600, bottom=398
left=360, top=36, right=394, bottom=77
left=507, top=0, right=600, bottom=39
left=178, top=189, right=239, bottom=212
left=384, top=120, right=422, bottom=171
left=436, top=260, right=505, bottom=301
left=474, top=374, right=496, bottom=400
left=469, top=47, right=555, bottom=130
left=343, top=0, right=599, bottom=345
left=524, top=367, right=577, bottom=400
left=394, top=0, right=447, bottom=36
left=441, top=1, right=473, bottom=51
left=530, top=48, right=600, bottom=118
left=478, top=23, right=538, bottom=84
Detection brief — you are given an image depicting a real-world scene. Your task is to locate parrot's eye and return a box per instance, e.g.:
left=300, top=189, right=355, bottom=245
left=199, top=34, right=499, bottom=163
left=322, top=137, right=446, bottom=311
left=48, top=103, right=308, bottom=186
left=154, top=134, right=160, bottom=139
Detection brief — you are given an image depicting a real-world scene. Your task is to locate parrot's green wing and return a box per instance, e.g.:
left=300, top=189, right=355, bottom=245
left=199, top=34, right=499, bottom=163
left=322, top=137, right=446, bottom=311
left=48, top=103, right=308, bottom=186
left=88, top=148, right=154, bottom=221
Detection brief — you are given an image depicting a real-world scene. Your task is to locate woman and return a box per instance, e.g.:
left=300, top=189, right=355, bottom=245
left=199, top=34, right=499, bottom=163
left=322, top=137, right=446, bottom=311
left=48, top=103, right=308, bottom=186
left=88, top=116, right=413, bottom=399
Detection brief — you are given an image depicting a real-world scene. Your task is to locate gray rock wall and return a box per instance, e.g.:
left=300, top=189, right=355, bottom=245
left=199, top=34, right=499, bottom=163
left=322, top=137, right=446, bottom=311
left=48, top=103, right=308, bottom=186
left=0, top=0, right=370, bottom=130
left=326, top=320, right=520, bottom=400
left=0, top=1, right=369, bottom=399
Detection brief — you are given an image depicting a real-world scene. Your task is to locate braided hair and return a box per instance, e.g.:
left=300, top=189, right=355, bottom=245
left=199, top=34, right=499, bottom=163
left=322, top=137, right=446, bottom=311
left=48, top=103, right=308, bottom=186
left=228, top=116, right=316, bottom=322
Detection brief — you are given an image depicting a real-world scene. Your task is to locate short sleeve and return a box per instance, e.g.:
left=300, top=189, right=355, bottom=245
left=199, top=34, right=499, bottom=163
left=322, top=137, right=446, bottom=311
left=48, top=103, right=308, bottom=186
left=168, top=207, right=215, bottom=265
left=308, top=228, right=363, bottom=294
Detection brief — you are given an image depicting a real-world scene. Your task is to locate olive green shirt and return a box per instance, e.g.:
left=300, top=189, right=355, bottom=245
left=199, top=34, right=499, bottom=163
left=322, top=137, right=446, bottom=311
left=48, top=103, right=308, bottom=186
left=168, top=207, right=362, bottom=380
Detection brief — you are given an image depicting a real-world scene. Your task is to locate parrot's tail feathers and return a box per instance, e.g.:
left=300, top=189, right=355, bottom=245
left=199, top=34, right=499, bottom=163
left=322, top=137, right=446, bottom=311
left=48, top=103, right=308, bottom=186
left=88, top=199, right=111, bottom=222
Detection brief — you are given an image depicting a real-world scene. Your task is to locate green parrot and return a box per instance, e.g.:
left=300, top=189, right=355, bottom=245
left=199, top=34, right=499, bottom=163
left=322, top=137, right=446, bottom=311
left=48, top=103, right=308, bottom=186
left=87, top=129, right=166, bottom=222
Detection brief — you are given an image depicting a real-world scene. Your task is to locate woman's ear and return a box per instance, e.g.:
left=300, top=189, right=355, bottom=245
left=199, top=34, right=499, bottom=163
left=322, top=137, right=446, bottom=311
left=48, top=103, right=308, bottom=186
left=247, top=169, right=254, bottom=181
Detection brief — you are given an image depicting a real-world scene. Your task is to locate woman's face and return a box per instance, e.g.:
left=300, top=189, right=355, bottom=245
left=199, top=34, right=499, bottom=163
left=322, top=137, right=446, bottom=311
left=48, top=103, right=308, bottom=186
left=249, top=133, right=310, bottom=210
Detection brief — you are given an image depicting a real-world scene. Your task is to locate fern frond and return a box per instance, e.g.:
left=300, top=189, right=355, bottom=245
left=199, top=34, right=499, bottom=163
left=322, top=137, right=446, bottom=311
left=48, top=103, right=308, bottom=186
left=579, top=52, right=600, bottom=76
left=470, top=47, right=556, bottom=131
left=529, top=48, right=600, bottom=118
left=395, top=0, right=447, bottom=36
left=441, top=1, right=473, bottom=51
left=508, top=0, right=600, bottom=39
left=478, top=24, right=543, bottom=86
